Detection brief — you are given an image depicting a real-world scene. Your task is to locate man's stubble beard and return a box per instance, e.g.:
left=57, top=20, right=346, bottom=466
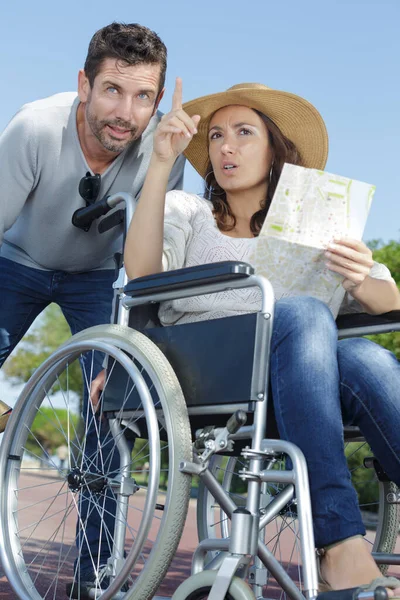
left=85, top=102, right=139, bottom=154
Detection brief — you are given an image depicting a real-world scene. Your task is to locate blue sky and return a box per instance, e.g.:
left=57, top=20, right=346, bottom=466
left=0, top=0, right=399, bottom=243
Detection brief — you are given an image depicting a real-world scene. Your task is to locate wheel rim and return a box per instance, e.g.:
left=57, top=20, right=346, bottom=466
left=0, top=339, right=169, bottom=600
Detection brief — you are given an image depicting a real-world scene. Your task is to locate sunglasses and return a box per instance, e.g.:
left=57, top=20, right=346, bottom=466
left=79, top=172, right=101, bottom=205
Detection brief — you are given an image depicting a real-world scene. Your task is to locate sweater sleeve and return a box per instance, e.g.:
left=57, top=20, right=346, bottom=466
left=339, top=261, right=396, bottom=314
left=0, top=108, right=37, bottom=245
left=162, top=190, right=197, bottom=271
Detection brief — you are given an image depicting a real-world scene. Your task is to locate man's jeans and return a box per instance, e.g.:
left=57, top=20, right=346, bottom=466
left=0, top=256, right=116, bottom=573
left=271, top=296, right=400, bottom=548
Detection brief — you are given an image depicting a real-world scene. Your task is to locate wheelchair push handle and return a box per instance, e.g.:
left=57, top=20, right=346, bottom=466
left=72, top=196, right=112, bottom=231
left=72, top=192, right=136, bottom=234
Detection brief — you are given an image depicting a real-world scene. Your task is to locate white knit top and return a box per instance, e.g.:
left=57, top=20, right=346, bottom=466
left=159, top=190, right=393, bottom=326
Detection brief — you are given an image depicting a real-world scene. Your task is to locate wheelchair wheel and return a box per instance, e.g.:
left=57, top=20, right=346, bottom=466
left=172, top=570, right=256, bottom=600
left=0, top=324, right=192, bottom=600
left=197, top=445, right=399, bottom=598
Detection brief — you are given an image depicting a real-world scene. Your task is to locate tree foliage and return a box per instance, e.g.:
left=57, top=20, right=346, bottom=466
left=369, top=239, right=400, bottom=284
left=368, top=239, right=400, bottom=359
left=3, top=303, right=82, bottom=392
left=26, top=407, right=79, bottom=456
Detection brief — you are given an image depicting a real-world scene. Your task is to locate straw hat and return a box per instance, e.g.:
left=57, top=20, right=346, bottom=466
left=0, top=400, right=12, bottom=434
left=182, top=83, right=328, bottom=178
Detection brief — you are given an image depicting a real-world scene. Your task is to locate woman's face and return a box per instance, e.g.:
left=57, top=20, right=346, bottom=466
left=208, top=105, right=273, bottom=196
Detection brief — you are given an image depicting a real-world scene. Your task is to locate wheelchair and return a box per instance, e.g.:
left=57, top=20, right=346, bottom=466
left=0, top=192, right=399, bottom=600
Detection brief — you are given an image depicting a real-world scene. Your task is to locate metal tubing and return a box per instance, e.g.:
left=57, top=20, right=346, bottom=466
left=259, top=484, right=295, bottom=530
left=122, top=273, right=275, bottom=314
left=229, top=425, right=254, bottom=440
left=373, top=552, right=400, bottom=565
left=251, top=306, right=274, bottom=402
left=116, top=297, right=130, bottom=327
left=258, top=540, right=305, bottom=600
left=103, top=192, right=136, bottom=326
left=108, top=419, right=134, bottom=576
left=199, top=467, right=237, bottom=518
left=229, top=510, right=253, bottom=555
left=245, top=399, right=268, bottom=517
left=252, top=480, right=268, bottom=598
left=261, top=439, right=318, bottom=598
left=192, top=539, right=230, bottom=575
left=339, top=323, right=400, bottom=339
left=260, top=470, right=295, bottom=484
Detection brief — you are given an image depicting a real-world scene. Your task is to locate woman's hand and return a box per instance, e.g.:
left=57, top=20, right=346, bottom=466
left=153, top=77, right=200, bottom=163
left=325, top=237, right=374, bottom=292
left=90, top=369, right=106, bottom=412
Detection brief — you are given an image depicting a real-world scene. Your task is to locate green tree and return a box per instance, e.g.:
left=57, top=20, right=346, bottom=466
left=3, top=304, right=83, bottom=454
left=368, top=239, right=400, bottom=359
left=369, top=239, right=400, bottom=283
left=26, top=407, right=79, bottom=456
left=3, top=303, right=80, bottom=387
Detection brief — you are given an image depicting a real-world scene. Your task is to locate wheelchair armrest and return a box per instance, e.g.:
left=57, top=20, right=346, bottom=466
left=337, top=310, right=400, bottom=338
left=124, top=261, right=254, bottom=297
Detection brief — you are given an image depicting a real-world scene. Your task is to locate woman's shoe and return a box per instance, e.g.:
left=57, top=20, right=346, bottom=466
left=0, top=400, right=12, bottom=433
left=357, top=577, right=400, bottom=598
left=317, top=535, right=400, bottom=597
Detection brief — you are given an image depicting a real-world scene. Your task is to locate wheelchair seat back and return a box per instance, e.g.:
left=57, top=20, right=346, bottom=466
left=103, top=310, right=258, bottom=414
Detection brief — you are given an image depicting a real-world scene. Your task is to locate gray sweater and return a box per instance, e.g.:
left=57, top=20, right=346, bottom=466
left=0, top=92, right=185, bottom=272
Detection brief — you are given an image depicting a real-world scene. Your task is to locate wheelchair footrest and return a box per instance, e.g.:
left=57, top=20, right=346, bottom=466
left=317, top=586, right=388, bottom=600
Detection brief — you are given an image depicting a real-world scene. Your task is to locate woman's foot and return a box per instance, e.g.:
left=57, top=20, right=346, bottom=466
left=320, top=536, right=400, bottom=597
left=0, top=400, right=12, bottom=433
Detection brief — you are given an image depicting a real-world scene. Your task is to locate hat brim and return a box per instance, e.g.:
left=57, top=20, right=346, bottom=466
left=182, top=87, right=328, bottom=179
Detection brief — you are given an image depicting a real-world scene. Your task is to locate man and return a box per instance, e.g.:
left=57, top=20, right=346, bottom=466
left=0, top=21, right=184, bottom=412
left=0, top=21, right=184, bottom=597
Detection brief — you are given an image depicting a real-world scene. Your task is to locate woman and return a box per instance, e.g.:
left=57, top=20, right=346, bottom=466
left=125, top=79, right=400, bottom=595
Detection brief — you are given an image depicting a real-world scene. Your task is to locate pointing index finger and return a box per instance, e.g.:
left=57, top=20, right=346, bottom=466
left=172, top=77, right=183, bottom=111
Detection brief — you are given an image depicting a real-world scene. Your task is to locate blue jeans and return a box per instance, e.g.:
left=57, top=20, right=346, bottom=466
left=271, top=296, right=400, bottom=548
left=0, top=257, right=115, bottom=363
left=0, top=257, right=116, bottom=574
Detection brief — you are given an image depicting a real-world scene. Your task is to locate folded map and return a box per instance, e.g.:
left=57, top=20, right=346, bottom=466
left=248, top=163, right=375, bottom=316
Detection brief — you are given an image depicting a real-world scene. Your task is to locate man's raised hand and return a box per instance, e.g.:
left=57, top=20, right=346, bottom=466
left=154, top=77, right=200, bottom=163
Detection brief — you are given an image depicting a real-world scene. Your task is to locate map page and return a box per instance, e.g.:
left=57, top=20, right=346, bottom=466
left=248, top=163, right=375, bottom=316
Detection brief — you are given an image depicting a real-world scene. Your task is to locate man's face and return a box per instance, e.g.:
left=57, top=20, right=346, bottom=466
left=78, top=58, right=164, bottom=154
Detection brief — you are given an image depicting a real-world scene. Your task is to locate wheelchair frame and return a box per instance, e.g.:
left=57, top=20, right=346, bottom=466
left=121, top=268, right=320, bottom=600
left=112, top=192, right=400, bottom=599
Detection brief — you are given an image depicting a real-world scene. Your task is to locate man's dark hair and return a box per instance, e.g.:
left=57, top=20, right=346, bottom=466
left=84, top=22, right=167, bottom=92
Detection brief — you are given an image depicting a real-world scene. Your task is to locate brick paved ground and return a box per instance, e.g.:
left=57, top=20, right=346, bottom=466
left=0, top=498, right=197, bottom=599
left=0, top=472, right=399, bottom=599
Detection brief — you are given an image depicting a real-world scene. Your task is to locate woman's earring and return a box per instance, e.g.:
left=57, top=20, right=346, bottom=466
left=269, top=162, right=275, bottom=182
left=204, top=171, right=225, bottom=196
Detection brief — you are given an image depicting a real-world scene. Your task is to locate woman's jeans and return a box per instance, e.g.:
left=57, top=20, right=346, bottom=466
left=271, top=296, right=400, bottom=548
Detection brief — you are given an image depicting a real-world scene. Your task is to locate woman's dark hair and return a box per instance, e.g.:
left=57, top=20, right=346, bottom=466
left=204, top=109, right=303, bottom=236
left=84, top=22, right=167, bottom=93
